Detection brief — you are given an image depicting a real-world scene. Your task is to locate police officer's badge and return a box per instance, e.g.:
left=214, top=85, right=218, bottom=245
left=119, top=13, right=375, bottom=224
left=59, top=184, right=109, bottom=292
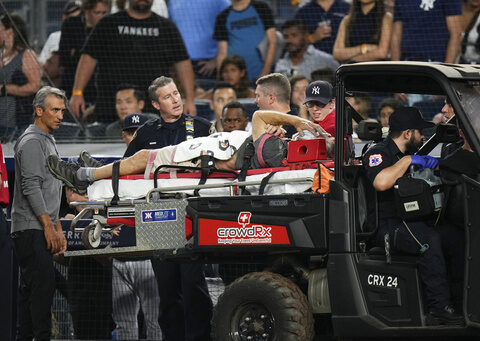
left=369, top=154, right=383, bottom=167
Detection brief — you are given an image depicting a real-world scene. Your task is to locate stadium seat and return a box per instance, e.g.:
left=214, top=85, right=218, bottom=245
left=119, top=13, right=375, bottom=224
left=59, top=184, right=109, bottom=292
left=195, top=99, right=215, bottom=121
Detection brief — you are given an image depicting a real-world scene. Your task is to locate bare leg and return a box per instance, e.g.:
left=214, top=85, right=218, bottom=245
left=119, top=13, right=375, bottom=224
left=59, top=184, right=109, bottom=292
left=93, top=150, right=150, bottom=180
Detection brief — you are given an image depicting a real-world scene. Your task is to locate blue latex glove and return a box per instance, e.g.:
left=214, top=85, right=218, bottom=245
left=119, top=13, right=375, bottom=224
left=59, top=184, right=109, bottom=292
left=410, top=155, right=438, bottom=170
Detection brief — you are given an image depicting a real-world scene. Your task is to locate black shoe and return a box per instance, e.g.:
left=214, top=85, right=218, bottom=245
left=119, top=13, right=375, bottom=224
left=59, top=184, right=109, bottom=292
left=79, top=150, right=104, bottom=168
left=47, top=155, right=90, bottom=195
left=426, top=305, right=465, bottom=326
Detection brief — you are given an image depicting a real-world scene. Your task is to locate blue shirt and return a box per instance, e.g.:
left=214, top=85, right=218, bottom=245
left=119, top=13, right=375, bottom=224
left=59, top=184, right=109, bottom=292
left=295, top=0, right=350, bottom=54
left=168, top=0, right=230, bottom=60
left=394, top=0, right=462, bottom=62
left=214, top=0, right=274, bottom=80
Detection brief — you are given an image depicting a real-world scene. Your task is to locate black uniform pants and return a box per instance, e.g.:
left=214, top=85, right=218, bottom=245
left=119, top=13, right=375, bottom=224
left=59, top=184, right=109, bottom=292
left=12, top=230, right=55, bottom=341
left=151, top=260, right=213, bottom=341
left=377, top=219, right=451, bottom=310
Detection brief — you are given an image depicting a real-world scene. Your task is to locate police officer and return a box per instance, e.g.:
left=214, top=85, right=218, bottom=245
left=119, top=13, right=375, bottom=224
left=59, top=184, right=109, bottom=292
left=124, top=76, right=214, bottom=157
left=124, top=76, right=214, bottom=341
left=363, top=106, right=464, bottom=326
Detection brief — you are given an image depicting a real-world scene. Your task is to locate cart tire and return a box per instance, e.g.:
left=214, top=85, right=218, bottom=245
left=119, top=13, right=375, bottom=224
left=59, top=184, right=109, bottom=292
left=212, top=271, right=314, bottom=341
left=81, top=224, right=101, bottom=249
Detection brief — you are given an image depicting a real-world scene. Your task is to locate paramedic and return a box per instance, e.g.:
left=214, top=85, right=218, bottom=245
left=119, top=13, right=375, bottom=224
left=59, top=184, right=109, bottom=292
left=362, top=106, right=463, bottom=326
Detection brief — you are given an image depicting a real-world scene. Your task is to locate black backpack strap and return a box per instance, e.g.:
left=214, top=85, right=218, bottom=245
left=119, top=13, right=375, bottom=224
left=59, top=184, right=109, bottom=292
left=194, top=152, right=215, bottom=196
left=259, top=172, right=277, bottom=195
left=238, top=141, right=255, bottom=195
left=111, top=160, right=121, bottom=205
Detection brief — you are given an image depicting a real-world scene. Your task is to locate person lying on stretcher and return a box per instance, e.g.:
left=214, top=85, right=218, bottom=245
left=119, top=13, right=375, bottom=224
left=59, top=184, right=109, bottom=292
left=47, top=110, right=333, bottom=195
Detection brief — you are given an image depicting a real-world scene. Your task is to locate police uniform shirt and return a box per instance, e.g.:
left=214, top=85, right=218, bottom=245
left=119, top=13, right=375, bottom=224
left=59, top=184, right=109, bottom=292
left=363, top=137, right=405, bottom=221
left=124, top=113, right=215, bottom=157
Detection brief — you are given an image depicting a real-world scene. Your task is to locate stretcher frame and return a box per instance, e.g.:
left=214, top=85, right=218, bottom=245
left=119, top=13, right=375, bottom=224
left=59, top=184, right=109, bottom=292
left=64, top=175, right=315, bottom=257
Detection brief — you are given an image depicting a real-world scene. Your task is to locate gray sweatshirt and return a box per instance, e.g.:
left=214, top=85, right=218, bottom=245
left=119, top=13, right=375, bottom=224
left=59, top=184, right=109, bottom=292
left=11, top=125, right=62, bottom=233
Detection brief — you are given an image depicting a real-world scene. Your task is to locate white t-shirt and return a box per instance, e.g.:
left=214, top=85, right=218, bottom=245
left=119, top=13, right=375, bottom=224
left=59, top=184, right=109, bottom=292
left=38, top=31, right=61, bottom=65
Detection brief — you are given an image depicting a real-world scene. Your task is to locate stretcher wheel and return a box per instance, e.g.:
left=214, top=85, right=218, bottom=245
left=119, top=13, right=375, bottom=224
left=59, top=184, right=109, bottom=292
left=81, top=223, right=101, bottom=249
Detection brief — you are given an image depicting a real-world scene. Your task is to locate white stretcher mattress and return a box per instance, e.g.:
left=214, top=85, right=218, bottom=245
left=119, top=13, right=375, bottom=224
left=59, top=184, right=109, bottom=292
left=87, top=169, right=317, bottom=201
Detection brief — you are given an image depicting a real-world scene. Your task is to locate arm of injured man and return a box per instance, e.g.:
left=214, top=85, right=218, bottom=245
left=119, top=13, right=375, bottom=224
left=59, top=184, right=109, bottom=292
left=251, top=110, right=330, bottom=141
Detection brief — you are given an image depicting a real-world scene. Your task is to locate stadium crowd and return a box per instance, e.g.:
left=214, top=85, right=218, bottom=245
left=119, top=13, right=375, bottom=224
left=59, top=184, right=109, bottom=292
left=1, top=0, right=479, bottom=339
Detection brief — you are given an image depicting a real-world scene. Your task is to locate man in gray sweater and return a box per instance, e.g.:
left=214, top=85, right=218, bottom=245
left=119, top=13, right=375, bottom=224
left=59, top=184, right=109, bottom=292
left=11, top=86, right=68, bottom=341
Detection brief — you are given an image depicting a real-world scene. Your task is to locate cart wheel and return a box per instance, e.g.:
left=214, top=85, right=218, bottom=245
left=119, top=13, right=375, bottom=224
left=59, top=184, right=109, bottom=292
left=212, top=271, right=314, bottom=341
left=81, top=224, right=101, bottom=249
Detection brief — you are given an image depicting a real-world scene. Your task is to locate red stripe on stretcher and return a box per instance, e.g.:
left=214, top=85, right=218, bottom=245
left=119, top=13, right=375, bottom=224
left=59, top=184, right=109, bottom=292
left=109, top=160, right=334, bottom=180
left=106, top=218, right=136, bottom=226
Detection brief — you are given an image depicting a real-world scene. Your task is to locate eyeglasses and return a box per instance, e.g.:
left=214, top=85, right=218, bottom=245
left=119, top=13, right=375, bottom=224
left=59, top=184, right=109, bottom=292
left=305, top=101, right=326, bottom=109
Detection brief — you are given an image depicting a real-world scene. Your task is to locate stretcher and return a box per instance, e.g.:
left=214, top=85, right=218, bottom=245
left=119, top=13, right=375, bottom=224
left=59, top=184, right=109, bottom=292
left=64, top=138, right=333, bottom=257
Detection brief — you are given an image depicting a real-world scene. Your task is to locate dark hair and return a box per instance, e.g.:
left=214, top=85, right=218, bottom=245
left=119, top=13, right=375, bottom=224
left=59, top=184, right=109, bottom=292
left=387, top=129, right=403, bottom=139
left=81, top=0, right=110, bottom=11
left=212, top=81, right=235, bottom=98
left=289, top=74, right=309, bottom=91
left=222, top=101, right=247, bottom=118
left=281, top=19, right=307, bottom=33
left=219, top=55, right=252, bottom=98
left=345, top=0, right=385, bottom=47
left=116, top=83, right=145, bottom=102
left=310, top=67, right=335, bottom=85
left=377, top=97, right=404, bottom=119
left=1, top=13, right=28, bottom=51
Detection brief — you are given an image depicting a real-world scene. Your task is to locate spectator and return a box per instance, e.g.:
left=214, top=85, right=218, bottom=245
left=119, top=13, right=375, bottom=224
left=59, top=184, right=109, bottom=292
left=168, top=0, right=230, bottom=78
left=459, top=0, right=480, bottom=64
left=59, top=0, right=108, bottom=105
left=222, top=101, right=250, bottom=132
left=295, top=0, right=350, bottom=55
left=112, top=0, right=168, bottom=17
left=39, top=2, right=81, bottom=88
left=289, top=74, right=310, bottom=120
left=333, top=0, right=392, bottom=62
left=391, top=0, right=463, bottom=63
left=125, top=76, right=214, bottom=157
left=377, top=97, right=404, bottom=127
left=200, top=55, right=256, bottom=99
left=11, top=86, right=67, bottom=341
left=38, top=1, right=81, bottom=65
left=214, top=0, right=277, bottom=81
left=347, top=93, right=372, bottom=120
left=275, top=19, right=339, bottom=77
left=106, top=84, right=146, bottom=139
left=0, top=14, right=41, bottom=129
left=121, top=113, right=150, bottom=145
left=210, top=82, right=238, bottom=132
left=310, top=66, right=335, bottom=84
left=219, top=55, right=256, bottom=98
left=303, top=80, right=336, bottom=136
left=69, top=0, right=197, bottom=123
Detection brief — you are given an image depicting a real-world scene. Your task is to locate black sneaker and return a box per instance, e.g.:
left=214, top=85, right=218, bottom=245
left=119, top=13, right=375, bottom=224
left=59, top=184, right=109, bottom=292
left=79, top=150, right=104, bottom=168
left=426, top=305, right=465, bottom=326
left=47, top=155, right=90, bottom=195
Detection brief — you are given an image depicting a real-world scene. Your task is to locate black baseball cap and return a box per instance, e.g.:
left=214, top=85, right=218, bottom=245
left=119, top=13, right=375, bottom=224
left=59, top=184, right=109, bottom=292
left=388, top=106, right=434, bottom=131
left=63, top=1, right=80, bottom=15
left=123, top=113, right=149, bottom=131
left=303, top=80, right=333, bottom=105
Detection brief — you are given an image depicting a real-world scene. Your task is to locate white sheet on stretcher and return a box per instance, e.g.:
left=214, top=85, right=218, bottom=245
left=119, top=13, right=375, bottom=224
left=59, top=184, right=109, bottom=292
left=87, top=169, right=317, bottom=201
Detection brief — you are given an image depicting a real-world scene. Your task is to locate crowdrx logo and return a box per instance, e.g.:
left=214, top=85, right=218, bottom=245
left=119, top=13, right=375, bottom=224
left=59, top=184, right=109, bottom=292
left=216, top=212, right=272, bottom=243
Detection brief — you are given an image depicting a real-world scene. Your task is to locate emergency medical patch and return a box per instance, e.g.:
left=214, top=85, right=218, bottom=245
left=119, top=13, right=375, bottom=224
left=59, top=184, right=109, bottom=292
left=369, top=154, right=383, bottom=167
